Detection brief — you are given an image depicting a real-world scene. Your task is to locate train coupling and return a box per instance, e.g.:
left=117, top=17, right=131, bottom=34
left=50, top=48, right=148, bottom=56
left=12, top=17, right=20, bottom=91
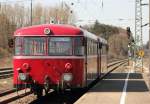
left=44, top=75, right=51, bottom=92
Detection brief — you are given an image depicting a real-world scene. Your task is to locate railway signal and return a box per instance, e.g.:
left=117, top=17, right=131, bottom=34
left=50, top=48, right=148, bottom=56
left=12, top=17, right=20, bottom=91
left=8, top=38, right=14, bottom=48
left=138, top=50, right=145, bottom=57
left=127, top=27, right=135, bottom=60
left=127, top=27, right=131, bottom=39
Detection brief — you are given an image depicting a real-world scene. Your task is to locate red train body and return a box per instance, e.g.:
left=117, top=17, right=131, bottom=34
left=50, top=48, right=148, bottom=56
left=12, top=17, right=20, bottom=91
left=13, top=24, right=108, bottom=97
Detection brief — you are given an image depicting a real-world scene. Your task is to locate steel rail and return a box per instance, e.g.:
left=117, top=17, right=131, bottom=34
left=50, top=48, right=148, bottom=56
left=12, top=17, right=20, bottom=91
left=107, top=59, right=128, bottom=68
left=0, top=68, right=13, bottom=79
left=0, top=89, right=17, bottom=97
left=0, top=89, right=32, bottom=104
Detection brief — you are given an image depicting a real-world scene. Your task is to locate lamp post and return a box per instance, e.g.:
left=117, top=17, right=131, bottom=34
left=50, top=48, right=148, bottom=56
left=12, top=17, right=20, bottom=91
left=149, top=0, right=150, bottom=89
left=0, top=2, right=1, bottom=12
left=31, top=0, right=32, bottom=25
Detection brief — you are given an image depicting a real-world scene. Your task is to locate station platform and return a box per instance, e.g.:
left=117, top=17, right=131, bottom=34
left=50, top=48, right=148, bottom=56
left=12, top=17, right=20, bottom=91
left=75, top=68, right=150, bottom=104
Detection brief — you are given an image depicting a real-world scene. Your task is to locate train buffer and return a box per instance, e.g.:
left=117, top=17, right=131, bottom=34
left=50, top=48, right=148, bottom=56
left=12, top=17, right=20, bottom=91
left=75, top=70, right=150, bottom=104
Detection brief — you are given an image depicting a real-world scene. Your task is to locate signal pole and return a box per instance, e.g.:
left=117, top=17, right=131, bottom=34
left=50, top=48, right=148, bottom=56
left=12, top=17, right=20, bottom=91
left=134, top=0, right=145, bottom=72
left=0, top=2, right=1, bottom=12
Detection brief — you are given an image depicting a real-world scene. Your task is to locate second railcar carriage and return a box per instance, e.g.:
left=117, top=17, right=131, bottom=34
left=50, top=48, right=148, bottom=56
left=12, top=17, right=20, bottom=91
left=13, top=24, right=108, bottom=97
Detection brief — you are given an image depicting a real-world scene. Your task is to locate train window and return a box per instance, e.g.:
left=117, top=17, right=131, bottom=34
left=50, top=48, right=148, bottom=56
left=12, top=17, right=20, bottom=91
left=74, top=37, right=84, bottom=56
left=87, top=39, right=90, bottom=55
left=23, top=37, right=46, bottom=55
left=87, top=39, right=92, bottom=55
left=48, top=37, right=72, bottom=55
left=90, top=41, right=92, bottom=55
left=91, top=40, right=94, bottom=55
left=92, top=41, right=95, bottom=55
left=87, top=40, right=89, bottom=55
left=94, top=42, right=97, bottom=55
left=86, top=39, right=98, bottom=55
left=15, top=37, right=23, bottom=55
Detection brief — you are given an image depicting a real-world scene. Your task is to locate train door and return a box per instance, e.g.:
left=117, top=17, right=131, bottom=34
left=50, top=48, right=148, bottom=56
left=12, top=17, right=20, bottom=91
left=101, top=44, right=108, bottom=75
left=97, top=42, right=102, bottom=77
left=84, top=37, right=88, bottom=86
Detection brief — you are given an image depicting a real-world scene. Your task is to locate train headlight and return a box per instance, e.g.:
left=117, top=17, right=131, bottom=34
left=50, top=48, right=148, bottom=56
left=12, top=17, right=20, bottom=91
left=19, top=73, right=27, bottom=81
left=44, top=28, right=51, bottom=35
left=62, top=73, right=73, bottom=82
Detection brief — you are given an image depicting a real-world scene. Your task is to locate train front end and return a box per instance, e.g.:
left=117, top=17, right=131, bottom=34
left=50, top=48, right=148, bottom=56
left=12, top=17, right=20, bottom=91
left=13, top=25, right=85, bottom=97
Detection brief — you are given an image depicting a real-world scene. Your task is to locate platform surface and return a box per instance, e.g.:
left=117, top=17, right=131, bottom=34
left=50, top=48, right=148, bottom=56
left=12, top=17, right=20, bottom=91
left=75, top=71, right=150, bottom=104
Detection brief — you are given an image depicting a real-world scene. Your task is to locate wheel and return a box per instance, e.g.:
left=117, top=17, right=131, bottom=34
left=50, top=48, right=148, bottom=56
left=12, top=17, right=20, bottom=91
left=32, top=85, right=43, bottom=98
left=44, top=80, right=50, bottom=95
left=55, top=87, right=65, bottom=94
left=44, top=89, right=49, bottom=95
left=36, top=88, right=43, bottom=98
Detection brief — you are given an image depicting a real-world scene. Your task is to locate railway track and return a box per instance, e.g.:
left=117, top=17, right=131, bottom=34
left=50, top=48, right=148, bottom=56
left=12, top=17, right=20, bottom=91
left=0, top=68, right=13, bottom=79
left=0, top=89, right=33, bottom=104
left=108, top=58, right=125, bottom=63
left=108, top=59, right=128, bottom=68
left=108, top=59, right=128, bottom=72
left=0, top=59, right=128, bottom=104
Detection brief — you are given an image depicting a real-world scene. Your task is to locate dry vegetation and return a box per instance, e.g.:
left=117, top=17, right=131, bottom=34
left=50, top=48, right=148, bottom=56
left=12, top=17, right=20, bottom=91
left=0, top=2, right=73, bottom=68
left=0, top=2, right=129, bottom=67
left=84, top=20, right=129, bottom=59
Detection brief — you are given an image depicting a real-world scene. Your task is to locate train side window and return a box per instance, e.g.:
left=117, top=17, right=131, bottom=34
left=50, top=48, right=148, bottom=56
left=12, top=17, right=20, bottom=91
left=88, top=39, right=91, bottom=55
left=90, top=40, right=92, bottom=55
left=74, top=37, right=84, bottom=56
left=87, top=39, right=89, bottom=55
left=94, top=42, right=97, bottom=55
left=99, top=42, right=102, bottom=49
left=87, top=40, right=89, bottom=55
left=91, top=40, right=93, bottom=55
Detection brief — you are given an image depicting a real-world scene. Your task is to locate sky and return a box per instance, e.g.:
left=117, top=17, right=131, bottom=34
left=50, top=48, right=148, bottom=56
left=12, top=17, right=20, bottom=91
left=67, top=0, right=149, bottom=44
left=1, top=0, right=149, bottom=44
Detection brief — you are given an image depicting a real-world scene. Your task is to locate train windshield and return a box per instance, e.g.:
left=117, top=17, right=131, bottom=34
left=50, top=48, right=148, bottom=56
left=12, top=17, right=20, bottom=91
left=15, top=37, right=83, bottom=56
left=15, top=37, right=46, bottom=55
left=23, top=37, right=46, bottom=55
left=48, top=37, right=72, bottom=55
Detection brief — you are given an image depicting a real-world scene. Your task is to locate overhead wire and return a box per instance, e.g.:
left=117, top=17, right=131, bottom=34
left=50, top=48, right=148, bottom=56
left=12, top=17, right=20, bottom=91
left=0, top=0, right=31, bottom=4
left=69, top=0, right=90, bottom=22
left=74, top=0, right=104, bottom=23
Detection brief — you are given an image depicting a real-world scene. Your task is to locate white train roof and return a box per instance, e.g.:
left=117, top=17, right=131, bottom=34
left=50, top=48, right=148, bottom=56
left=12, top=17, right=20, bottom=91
left=99, top=37, right=107, bottom=44
left=82, top=29, right=98, bottom=40
left=82, top=29, right=107, bottom=44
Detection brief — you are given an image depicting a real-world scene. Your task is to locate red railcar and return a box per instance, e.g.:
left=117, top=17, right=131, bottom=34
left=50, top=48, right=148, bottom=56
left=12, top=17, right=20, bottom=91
left=13, top=24, right=108, bottom=97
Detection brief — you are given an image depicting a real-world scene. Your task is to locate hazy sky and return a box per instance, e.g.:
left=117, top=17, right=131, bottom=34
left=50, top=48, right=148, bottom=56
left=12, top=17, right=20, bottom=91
left=1, top=0, right=149, bottom=43
left=67, top=0, right=149, bottom=44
